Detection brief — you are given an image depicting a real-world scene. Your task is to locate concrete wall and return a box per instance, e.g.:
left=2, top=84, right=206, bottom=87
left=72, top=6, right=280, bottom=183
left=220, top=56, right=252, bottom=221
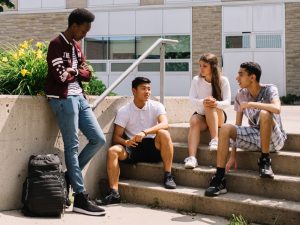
left=285, top=3, right=300, bottom=95
left=192, top=6, right=222, bottom=76
left=0, top=95, right=192, bottom=211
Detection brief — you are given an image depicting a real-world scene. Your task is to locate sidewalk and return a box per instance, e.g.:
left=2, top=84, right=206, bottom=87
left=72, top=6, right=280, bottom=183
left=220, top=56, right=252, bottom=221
left=0, top=204, right=230, bottom=225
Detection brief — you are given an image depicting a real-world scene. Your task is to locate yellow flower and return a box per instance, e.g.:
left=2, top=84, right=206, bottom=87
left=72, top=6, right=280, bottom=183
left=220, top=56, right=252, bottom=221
left=19, top=41, right=29, bottom=49
left=20, top=69, right=30, bottom=77
left=36, top=42, right=43, bottom=49
left=18, top=48, right=25, bottom=57
left=36, top=49, right=43, bottom=59
left=13, top=53, right=18, bottom=60
left=1, top=57, right=8, bottom=62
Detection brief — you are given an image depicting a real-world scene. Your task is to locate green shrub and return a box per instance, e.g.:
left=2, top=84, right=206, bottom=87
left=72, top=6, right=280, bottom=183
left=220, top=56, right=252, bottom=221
left=0, top=40, right=110, bottom=96
left=280, top=94, right=300, bottom=105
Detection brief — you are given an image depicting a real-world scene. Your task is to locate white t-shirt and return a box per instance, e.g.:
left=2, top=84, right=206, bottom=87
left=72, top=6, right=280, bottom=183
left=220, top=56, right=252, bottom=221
left=114, top=100, right=166, bottom=139
left=189, top=75, right=231, bottom=115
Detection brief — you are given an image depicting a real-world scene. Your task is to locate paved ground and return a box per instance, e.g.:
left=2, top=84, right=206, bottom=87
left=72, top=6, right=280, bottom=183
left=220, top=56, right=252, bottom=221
left=0, top=204, right=230, bottom=225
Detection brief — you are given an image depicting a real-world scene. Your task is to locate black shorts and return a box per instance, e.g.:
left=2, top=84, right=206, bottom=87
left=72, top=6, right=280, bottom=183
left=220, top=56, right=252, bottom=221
left=193, top=110, right=227, bottom=124
left=122, top=138, right=162, bottom=164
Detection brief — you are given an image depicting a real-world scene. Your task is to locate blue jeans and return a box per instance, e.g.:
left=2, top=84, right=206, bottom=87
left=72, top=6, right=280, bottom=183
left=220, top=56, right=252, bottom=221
left=49, top=95, right=106, bottom=193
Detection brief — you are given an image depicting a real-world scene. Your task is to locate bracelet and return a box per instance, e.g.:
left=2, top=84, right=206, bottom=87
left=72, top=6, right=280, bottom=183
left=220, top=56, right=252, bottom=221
left=142, top=130, right=147, bottom=136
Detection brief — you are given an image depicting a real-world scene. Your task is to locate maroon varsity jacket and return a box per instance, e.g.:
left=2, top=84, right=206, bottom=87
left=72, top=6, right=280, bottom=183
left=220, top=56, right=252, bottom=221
left=45, top=33, right=91, bottom=98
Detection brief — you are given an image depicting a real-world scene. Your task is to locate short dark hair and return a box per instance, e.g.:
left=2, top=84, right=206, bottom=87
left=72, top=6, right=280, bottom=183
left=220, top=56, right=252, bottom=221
left=240, top=62, right=262, bottom=82
left=132, top=77, right=151, bottom=89
left=68, top=8, right=95, bottom=27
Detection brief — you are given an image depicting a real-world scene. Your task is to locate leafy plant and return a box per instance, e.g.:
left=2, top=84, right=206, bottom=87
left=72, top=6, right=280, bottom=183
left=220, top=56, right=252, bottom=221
left=0, top=0, right=14, bottom=8
left=0, top=39, right=111, bottom=96
left=83, top=75, right=113, bottom=96
left=0, top=40, right=48, bottom=95
left=229, top=214, right=251, bottom=225
left=280, top=94, right=300, bottom=105
left=0, top=0, right=15, bottom=12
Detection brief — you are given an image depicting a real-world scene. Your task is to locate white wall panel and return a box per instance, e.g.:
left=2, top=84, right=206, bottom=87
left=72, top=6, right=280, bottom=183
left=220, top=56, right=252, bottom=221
left=19, top=0, right=41, bottom=10
left=223, top=52, right=253, bottom=98
left=163, top=8, right=191, bottom=34
left=253, top=5, right=283, bottom=32
left=89, top=12, right=109, bottom=36
left=109, top=11, right=136, bottom=35
left=136, top=10, right=163, bottom=35
left=223, top=6, right=252, bottom=33
left=254, top=52, right=285, bottom=96
left=42, top=0, right=65, bottom=8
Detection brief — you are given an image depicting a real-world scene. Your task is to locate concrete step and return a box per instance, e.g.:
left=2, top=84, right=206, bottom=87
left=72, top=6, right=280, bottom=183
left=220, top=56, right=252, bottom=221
left=173, top=142, right=300, bottom=176
left=169, top=123, right=300, bottom=152
left=118, top=179, right=300, bottom=225
left=120, top=162, right=300, bottom=202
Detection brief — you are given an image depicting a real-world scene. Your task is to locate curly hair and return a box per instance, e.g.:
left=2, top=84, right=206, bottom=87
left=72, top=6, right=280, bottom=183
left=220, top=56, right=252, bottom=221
left=68, top=8, right=95, bottom=27
left=199, top=53, right=222, bottom=101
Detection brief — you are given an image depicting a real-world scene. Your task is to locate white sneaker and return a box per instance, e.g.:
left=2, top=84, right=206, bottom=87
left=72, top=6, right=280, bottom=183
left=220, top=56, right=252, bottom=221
left=184, top=156, right=198, bottom=169
left=209, top=139, right=218, bottom=151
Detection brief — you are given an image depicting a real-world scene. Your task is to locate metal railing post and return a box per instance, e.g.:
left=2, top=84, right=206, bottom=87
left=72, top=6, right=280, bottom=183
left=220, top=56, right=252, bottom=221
left=160, top=44, right=165, bottom=105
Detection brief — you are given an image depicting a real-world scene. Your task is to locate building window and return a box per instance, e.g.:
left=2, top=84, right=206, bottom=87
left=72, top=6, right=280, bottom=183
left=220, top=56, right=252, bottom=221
left=166, top=62, right=189, bottom=72
left=84, top=37, right=108, bottom=60
left=89, top=63, right=106, bottom=72
left=225, top=35, right=250, bottom=49
left=19, top=0, right=65, bottom=10
left=165, top=35, right=190, bottom=59
left=138, top=63, right=160, bottom=72
left=85, top=35, right=191, bottom=74
left=111, top=63, right=132, bottom=72
left=136, top=36, right=161, bottom=59
left=109, top=36, right=135, bottom=60
left=256, top=34, right=281, bottom=48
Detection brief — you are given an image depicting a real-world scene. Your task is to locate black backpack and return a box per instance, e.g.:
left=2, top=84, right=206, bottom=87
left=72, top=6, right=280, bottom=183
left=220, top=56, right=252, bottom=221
left=22, top=154, right=67, bottom=217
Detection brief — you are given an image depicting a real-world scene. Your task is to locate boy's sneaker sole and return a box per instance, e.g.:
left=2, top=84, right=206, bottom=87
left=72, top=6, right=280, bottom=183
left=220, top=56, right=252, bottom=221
left=184, top=164, right=196, bottom=169
left=205, top=188, right=227, bottom=197
left=259, top=173, right=274, bottom=179
left=73, top=207, right=106, bottom=216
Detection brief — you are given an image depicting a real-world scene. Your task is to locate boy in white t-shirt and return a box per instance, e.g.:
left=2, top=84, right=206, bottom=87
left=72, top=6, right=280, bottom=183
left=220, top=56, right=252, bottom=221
left=96, top=77, right=176, bottom=205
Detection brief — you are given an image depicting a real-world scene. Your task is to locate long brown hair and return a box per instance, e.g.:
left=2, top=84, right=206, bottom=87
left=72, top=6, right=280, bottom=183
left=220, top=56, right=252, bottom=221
left=199, top=53, right=222, bottom=101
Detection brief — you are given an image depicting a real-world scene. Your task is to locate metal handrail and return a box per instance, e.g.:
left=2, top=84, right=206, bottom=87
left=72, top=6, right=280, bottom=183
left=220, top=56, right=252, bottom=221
left=92, top=38, right=178, bottom=110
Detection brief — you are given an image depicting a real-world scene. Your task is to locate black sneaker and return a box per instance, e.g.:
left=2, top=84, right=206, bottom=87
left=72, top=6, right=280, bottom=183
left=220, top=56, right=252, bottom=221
left=164, top=174, right=176, bottom=189
left=64, top=172, right=72, bottom=207
left=205, top=176, right=227, bottom=197
left=73, top=192, right=106, bottom=216
left=95, top=192, right=121, bottom=206
left=258, top=157, right=274, bottom=178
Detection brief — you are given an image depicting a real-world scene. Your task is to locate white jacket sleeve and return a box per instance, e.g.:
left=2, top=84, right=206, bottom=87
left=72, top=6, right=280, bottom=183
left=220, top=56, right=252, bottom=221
left=216, top=77, right=231, bottom=110
left=189, top=78, right=204, bottom=111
